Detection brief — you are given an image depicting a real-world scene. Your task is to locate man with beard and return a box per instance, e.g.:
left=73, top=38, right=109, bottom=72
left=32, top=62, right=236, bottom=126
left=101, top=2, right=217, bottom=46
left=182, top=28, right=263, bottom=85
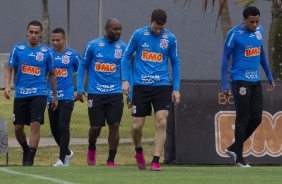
left=121, top=9, right=181, bottom=171
left=77, top=18, right=127, bottom=166
left=4, top=20, right=58, bottom=166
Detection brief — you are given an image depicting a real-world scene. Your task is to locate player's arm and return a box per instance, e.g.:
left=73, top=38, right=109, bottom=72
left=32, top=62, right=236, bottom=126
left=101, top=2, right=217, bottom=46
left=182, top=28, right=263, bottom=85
left=221, top=45, right=233, bottom=96
left=4, top=47, right=17, bottom=99
left=77, top=44, right=92, bottom=102
left=4, top=66, right=14, bottom=99
left=121, top=33, right=138, bottom=96
left=47, top=52, right=58, bottom=110
left=260, top=45, right=275, bottom=91
left=73, top=53, right=81, bottom=102
left=169, top=38, right=181, bottom=105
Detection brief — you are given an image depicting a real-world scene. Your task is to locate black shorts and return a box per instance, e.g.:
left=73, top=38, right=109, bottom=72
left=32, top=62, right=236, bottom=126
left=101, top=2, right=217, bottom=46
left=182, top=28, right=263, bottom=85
left=88, top=93, right=124, bottom=126
left=132, top=85, right=172, bottom=117
left=13, top=95, right=47, bottom=125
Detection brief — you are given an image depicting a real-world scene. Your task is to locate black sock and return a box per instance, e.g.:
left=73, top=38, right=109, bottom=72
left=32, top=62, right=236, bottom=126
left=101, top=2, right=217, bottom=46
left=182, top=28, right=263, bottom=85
left=66, top=149, right=71, bottom=155
left=20, top=141, right=29, bottom=152
left=26, top=147, right=37, bottom=164
left=135, top=146, right=143, bottom=154
left=152, top=156, right=160, bottom=163
left=107, top=149, right=117, bottom=162
left=88, top=143, right=96, bottom=151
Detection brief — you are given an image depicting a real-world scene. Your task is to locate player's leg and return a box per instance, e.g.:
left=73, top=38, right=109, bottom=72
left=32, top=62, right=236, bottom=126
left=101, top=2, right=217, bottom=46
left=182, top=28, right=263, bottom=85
left=13, top=98, right=30, bottom=166
left=87, top=94, right=104, bottom=166
left=105, top=94, right=123, bottom=166
left=28, top=96, right=47, bottom=166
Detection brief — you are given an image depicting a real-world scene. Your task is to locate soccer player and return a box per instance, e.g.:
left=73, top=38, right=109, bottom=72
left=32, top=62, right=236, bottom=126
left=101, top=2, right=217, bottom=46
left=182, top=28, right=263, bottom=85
left=77, top=18, right=127, bottom=166
left=121, top=9, right=181, bottom=171
left=4, top=20, right=58, bottom=166
left=221, top=6, right=275, bottom=167
left=47, top=28, right=81, bottom=166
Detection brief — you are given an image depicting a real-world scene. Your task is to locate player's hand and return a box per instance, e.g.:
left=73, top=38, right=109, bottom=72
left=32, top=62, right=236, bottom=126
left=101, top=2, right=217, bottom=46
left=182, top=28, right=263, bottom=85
left=4, top=88, right=11, bottom=100
left=122, top=81, right=130, bottom=96
left=126, top=97, right=132, bottom=109
left=267, top=81, right=275, bottom=91
left=221, top=90, right=231, bottom=96
left=51, top=95, right=58, bottom=111
left=77, top=92, right=86, bottom=103
left=172, top=91, right=180, bottom=106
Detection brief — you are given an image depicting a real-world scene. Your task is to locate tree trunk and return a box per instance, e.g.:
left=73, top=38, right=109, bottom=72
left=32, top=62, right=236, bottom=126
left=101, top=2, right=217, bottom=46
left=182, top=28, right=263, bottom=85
left=220, top=1, right=232, bottom=40
left=268, top=0, right=282, bottom=80
left=41, top=0, right=50, bottom=46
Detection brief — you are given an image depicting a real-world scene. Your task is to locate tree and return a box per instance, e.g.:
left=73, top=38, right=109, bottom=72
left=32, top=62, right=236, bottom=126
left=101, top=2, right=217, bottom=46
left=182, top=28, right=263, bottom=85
left=268, top=0, right=282, bottom=80
left=41, top=0, right=50, bottom=46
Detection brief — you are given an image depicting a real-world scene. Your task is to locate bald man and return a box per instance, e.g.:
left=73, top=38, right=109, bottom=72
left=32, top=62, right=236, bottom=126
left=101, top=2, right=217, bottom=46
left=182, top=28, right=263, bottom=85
left=77, top=18, right=127, bottom=166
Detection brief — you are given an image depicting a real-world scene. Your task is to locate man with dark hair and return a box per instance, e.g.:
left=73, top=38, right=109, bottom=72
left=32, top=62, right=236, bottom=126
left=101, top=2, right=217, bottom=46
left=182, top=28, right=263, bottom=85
left=48, top=28, right=81, bottom=166
left=121, top=9, right=180, bottom=171
left=77, top=18, right=127, bottom=166
left=4, top=20, right=58, bottom=166
left=221, top=6, right=275, bottom=167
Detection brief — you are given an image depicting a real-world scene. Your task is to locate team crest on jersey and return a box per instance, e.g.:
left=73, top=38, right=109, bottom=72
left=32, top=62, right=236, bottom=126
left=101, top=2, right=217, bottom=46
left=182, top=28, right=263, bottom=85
left=18, top=45, right=25, bottom=50
left=114, top=49, right=122, bottom=59
left=98, top=42, right=105, bottom=46
left=162, top=33, right=169, bottom=39
left=255, top=31, right=262, bottom=40
left=238, top=30, right=244, bottom=34
left=41, top=47, right=48, bottom=52
left=160, top=39, right=168, bottom=49
left=62, top=55, right=70, bottom=64
left=65, top=51, right=72, bottom=55
left=115, top=43, right=121, bottom=49
left=88, top=99, right=93, bottom=108
left=36, top=52, right=44, bottom=61
left=143, top=30, right=150, bottom=36
left=239, top=87, right=246, bottom=96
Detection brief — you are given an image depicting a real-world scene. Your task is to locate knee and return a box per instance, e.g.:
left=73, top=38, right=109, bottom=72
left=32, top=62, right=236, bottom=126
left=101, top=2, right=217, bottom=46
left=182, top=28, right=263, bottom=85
left=131, top=123, right=142, bottom=132
left=89, top=126, right=102, bottom=134
left=156, top=119, right=167, bottom=132
left=14, top=125, right=24, bottom=133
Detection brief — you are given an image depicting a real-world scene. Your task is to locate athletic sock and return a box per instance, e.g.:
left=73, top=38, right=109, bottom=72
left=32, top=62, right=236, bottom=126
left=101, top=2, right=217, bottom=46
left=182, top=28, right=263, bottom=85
left=26, top=147, right=37, bottom=164
left=152, top=156, right=160, bottom=163
left=107, top=149, right=117, bottom=162
left=135, top=146, right=143, bottom=154
left=20, top=141, right=29, bottom=152
left=88, top=143, right=96, bottom=151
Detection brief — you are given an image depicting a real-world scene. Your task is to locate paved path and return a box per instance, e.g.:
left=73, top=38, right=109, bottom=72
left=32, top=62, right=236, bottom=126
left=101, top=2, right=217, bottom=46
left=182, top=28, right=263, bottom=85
left=8, top=137, right=154, bottom=147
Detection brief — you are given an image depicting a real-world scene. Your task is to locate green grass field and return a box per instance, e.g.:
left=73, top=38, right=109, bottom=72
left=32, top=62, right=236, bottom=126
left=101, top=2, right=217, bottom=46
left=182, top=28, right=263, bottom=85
left=1, top=165, right=282, bottom=184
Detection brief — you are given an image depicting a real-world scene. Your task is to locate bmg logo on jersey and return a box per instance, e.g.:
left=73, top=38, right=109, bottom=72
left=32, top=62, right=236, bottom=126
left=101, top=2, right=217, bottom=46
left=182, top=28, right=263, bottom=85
left=21, top=64, right=41, bottom=76
left=95, top=62, right=116, bottom=72
left=245, top=47, right=260, bottom=57
left=141, top=51, right=163, bottom=62
left=55, top=68, right=68, bottom=77
left=215, top=111, right=282, bottom=158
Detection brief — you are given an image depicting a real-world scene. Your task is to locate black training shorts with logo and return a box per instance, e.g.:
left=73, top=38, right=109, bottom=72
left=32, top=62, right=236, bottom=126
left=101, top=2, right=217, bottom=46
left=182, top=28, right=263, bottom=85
left=87, top=93, right=124, bottom=126
left=13, top=95, right=47, bottom=125
left=132, top=85, right=172, bottom=117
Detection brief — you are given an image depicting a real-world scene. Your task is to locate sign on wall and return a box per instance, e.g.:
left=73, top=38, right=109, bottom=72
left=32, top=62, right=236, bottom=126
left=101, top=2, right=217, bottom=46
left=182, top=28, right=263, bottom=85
left=165, top=80, right=282, bottom=165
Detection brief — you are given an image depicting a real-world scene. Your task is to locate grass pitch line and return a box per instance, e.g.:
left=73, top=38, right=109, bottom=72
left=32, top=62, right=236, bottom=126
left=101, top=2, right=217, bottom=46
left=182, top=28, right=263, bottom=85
left=0, top=167, right=77, bottom=184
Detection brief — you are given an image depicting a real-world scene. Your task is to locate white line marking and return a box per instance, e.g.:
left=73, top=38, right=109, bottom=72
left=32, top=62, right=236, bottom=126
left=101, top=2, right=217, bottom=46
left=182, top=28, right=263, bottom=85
left=0, top=167, right=77, bottom=184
